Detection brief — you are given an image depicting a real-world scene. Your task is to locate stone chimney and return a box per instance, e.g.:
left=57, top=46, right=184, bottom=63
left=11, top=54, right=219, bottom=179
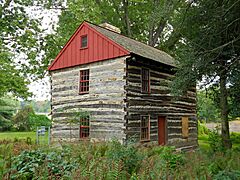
left=99, top=23, right=121, bottom=34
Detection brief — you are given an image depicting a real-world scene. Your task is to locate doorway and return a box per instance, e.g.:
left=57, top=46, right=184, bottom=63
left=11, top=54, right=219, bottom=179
left=158, top=116, right=166, bottom=145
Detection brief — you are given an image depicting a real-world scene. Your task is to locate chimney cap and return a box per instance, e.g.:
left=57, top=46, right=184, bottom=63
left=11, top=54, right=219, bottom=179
left=99, top=23, right=121, bottom=34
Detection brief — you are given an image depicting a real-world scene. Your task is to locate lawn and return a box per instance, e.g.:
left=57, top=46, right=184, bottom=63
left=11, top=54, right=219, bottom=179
left=0, top=131, right=49, bottom=145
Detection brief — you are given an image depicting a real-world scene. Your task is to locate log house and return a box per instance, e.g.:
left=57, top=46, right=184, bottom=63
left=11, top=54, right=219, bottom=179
left=48, top=21, right=197, bottom=149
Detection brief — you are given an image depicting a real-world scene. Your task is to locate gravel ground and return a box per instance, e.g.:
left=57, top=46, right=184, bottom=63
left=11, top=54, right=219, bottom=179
left=206, top=121, right=240, bottom=132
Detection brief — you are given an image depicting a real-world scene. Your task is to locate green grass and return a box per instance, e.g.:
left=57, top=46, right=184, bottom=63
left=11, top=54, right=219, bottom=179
left=198, top=133, right=240, bottom=151
left=0, top=131, right=49, bottom=144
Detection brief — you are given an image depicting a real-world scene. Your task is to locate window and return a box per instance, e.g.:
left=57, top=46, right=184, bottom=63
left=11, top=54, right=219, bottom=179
left=79, top=69, right=89, bottom=94
left=141, top=68, right=150, bottom=93
left=80, top=116, right=90, bottom=138
left=182, top=117, right=189, bottom=138
left=81, top=35, right=88, bottom=48
left=140, top=115, right=150, bottom=141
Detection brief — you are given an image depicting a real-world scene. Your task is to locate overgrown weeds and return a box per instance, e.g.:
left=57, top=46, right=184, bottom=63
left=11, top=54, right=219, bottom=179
left=0, top=140, right=240, bottom=179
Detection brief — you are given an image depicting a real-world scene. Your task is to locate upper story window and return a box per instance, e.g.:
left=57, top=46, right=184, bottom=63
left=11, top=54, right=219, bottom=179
left=81, top=35, right=88, bottom=48
left=141, top=68, right=150, bottom=93
left=79, top=69, right=89, bottom=94
left=140, top=115, right=150, bottom=141
left=80, top=116, right=90, bottom=139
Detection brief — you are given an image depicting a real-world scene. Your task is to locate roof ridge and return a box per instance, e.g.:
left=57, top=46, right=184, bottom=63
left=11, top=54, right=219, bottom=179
left=85, top=21, right=173, bottom=58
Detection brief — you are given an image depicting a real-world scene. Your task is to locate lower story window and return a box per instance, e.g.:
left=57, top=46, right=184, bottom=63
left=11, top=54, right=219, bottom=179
left=80, top=116, right=90, bottom=138
left=140, top=115, right=150, bottom=141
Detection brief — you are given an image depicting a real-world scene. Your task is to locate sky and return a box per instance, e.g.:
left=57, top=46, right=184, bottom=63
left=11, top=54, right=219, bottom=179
left=26, top=7, right=61, bottom=101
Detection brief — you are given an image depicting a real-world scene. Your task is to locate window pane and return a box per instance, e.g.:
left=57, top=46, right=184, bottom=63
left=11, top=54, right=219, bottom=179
left=140, top=116, right=150, bottom=140
left=81, top=36, right=88, bottom=48
left=142, top=68, right=149, bottom=93
left=79, top=69, right=89, bottom=94
left=80, top=116, right=90, bottom=138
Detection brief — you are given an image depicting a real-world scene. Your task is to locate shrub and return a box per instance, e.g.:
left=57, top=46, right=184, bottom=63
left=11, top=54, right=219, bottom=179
left=106, top=140, right=143, bottom=175
left=28, top=114, right=51, bottom=131
left=12, top=106, right=51, bottom=131
left=208, top=129, right=225, bottom=152
left=159, top=146, right=185, bottom=170
left=10, top=148, right=78, bottom=179
left=231, top=132, right=240, bottom=144
left=12, top=106, right=35, bottom=131
left=213, top=170, right=240, bottom=180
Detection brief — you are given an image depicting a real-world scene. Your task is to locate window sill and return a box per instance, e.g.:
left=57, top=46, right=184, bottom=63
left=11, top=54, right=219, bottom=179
left=80, top=47, right=88, bottom=50
left=141, top=91, right=151, bottom=94
left=79, top=92, right=89, bottom=95
left=140, top=139, right=150, bottom=143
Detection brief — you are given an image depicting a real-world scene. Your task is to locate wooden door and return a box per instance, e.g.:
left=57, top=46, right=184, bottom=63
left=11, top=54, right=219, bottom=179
left=158, top=116, right=166, bottom=145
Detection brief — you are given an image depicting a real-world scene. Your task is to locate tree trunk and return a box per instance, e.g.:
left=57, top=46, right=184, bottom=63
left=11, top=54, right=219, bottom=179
left=122, top=0, right=132, bottom=37
left=219, top=70, right=232, bottom=149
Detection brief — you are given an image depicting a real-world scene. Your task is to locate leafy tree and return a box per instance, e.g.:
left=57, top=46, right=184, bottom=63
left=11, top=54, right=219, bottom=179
left=12, top=105, right=35, bottom=131
left=0, top=50, right=31, bottom=99
left=172, top=0, right=240, bottom=148
left=12, top=105, right=51, bottom=131
left=0, top=96, right=19, bottom=131
left=197, top=90, right=220, bottom=122
left=0, top=0, right=62, bottom=98
left=42, top=0, right=194, bottom=69
left=28, top=114, right=51, bottom=130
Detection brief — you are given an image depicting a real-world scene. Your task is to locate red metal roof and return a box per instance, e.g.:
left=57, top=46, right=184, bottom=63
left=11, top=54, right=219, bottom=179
left=48, top=21, right=130, bottom=71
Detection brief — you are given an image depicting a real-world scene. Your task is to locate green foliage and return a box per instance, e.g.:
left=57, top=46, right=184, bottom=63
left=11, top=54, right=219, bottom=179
left=28, top=114, right=51, bottom=130
left=106, top=140, right=142, bottom=175
left=12, top=106, right=51, bottom=131
left=0, top=51, right=31, bottom=98
left=0, top=140, right=240, bottom=179
left=213, top=170, right=240, bottom=180
left=198, top=121, right=210, bottom=136
left=0, top=1, right=52, bottom=98
left=208, top=129, right=225, bottom=152
left=172, top=0, right=239, bottom=149
left=0, top=96, right=19, bottom=131
left=150, top=146, right=185, bottom=170
left=11, top=150, right=46, bottom=179
left=230, top=132, right=240, bottom=145
left=43, top=0, right=193, bottom=72
left=12, top=106, right=35, bottom=131
left=197, top=90, right=220, bottom=122
left=10, top=148, right=77, bottom=179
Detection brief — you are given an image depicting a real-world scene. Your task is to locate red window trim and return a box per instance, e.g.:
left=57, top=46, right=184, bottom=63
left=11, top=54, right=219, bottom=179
left=80, top=116, right=90, bottom=139
left=141, top=68, right=150, bottom=94
left=140, top=115, right=150, bottom=141
left=80, top=35, right=88, bottom=49
left=79, top=69, right=89, bottom=94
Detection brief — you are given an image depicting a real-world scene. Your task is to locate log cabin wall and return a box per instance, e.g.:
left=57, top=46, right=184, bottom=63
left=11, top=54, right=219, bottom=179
left=125, top=57, right=198, bottom=148
left=50, top=56, right=128, bottom=142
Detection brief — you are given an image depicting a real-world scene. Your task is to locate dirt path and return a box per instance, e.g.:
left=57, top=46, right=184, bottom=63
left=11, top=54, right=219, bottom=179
left=206, top=120, right=240, bottom=132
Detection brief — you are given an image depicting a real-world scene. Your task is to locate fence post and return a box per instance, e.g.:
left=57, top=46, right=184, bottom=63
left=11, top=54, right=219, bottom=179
left=36, top=127, right=39, bottom=145
left=48, top=127, right=51, bottom=145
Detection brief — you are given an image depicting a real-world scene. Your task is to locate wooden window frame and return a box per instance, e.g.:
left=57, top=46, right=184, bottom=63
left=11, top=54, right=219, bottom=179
left=79, top=69, right=89, bottom=94
left=140, top=115, right=150, bottom=141
left=80, top=116, right=90, bottom=139
left=80, top=35, right=88, bottom=49
left=141, top=68, right=150, bottom=93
